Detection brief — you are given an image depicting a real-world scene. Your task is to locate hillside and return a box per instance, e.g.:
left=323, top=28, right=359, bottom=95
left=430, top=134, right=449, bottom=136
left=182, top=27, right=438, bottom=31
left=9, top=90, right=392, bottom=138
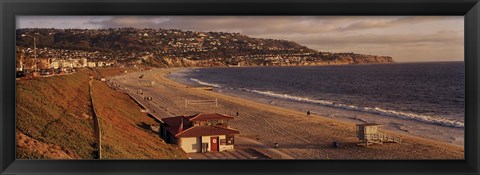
left=91, top=68, right=187, bottom=159
left=16, top=28, right=394, bottom=67
left=16, top=68, right=188, bottom=159
left=16, top=71, right=96, bottom=159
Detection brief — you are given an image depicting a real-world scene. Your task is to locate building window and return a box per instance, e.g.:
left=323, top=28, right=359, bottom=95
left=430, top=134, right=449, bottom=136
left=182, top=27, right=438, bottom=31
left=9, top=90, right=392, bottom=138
left=209, top=120, right=218, bottom=126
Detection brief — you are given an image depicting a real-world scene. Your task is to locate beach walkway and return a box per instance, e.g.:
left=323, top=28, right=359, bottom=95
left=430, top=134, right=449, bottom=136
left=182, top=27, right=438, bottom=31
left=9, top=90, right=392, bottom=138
left=128, top=92, right=173, bottom=121
left=106, top=78, right=173, bottom=123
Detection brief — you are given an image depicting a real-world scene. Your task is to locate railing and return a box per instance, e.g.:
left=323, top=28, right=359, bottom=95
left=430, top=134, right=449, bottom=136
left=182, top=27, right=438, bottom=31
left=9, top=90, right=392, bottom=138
left=89, top=79, right=102, bottom=159
left=361, top=133, right=401, bottom=144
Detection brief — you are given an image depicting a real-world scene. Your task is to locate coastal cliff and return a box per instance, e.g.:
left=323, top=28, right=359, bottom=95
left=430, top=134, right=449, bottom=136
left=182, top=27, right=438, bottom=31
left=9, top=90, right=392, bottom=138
left=153, top=54, right=395, bottom=67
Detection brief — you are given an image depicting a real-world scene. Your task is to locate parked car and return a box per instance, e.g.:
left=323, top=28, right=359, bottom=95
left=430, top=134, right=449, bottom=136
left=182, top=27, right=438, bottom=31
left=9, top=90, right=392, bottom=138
left=40, top=70, right=50, bottom=76
left=16, top=71, right=25, bottom=78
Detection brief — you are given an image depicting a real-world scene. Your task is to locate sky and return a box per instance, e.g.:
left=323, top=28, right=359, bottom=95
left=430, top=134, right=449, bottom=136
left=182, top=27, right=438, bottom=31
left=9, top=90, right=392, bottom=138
left=17, top=16, right=464, bottom=62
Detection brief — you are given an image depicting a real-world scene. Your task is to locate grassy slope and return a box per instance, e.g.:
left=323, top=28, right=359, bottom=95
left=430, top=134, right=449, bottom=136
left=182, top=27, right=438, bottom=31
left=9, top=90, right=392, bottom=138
left=17, top=67, right=188, bottom=159
left=16, top=70, right=96, bottom=159
left=92, top=67, right=188, bottom=159
left=92, top=80, right=187, bottom=159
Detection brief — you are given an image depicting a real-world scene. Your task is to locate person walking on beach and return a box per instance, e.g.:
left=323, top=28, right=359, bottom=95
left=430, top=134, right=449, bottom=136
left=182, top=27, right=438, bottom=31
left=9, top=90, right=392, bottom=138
left=307, top=111, right=311, bottom=115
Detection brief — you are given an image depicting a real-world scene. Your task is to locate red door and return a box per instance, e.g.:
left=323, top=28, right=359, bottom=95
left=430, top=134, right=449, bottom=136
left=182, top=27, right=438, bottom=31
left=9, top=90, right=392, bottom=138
left=210, top=137, right=219, bottom=152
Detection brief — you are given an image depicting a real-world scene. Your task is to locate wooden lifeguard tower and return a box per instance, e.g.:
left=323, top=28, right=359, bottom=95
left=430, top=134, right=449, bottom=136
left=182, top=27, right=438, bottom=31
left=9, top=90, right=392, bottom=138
left=356, top=123, right=401, bottom=146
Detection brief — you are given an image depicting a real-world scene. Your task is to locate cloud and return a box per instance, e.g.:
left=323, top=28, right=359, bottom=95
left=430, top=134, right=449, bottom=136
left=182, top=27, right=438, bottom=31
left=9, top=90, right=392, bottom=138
left=86, top=16, right=339, bottom=34
left=16, top=16, right=464, bottom=62
left=295, top=32, right=463, bottom=46
left=16, top=16, right=109, bottom=29
left=86, top=16, right=384, bottom=34
left=86, top=16, right=460, bottom=35
left=336, top=16, right=450, bottom=31
left=257, top=29, right=464, bottom=61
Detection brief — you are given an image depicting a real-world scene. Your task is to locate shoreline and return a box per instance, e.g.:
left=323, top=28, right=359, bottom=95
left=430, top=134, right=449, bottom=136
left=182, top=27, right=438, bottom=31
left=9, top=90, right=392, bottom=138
left=167, top=66, right=464, bottom=147
left=111, top=67, right=464, bottom=159
left=160, top=60, right=464, bottom=70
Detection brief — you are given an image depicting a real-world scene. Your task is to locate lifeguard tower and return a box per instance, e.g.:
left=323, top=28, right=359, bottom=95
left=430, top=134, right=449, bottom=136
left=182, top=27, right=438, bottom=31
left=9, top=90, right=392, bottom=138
left=356, top=123, right=401, bottom=146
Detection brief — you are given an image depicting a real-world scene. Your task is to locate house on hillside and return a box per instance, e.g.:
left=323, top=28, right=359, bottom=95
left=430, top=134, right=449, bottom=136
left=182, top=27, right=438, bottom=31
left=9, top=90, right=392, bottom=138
left=38, top=58, right=52, bottom=70
left=87, top=62, right=96, bottom=68
left=160, top=113, right=240, bottom=153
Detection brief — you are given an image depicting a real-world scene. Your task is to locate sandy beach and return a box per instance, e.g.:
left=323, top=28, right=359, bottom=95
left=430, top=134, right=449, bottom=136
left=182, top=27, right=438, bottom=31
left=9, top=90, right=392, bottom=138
left=109, top=67, right=464, bottom=159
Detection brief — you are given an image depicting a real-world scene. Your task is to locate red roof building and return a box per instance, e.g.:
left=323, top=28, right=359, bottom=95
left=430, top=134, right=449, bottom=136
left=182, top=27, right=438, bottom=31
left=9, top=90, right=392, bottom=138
left=160, top=113, right=239, bottom=153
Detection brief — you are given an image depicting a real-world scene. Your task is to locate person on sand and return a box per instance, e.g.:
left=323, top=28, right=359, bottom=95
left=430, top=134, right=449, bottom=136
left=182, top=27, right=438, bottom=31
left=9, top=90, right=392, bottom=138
left=307, top=111, right=311, bottom=115
left=274, top=143, right=279, bottom=149
left=333, top=141, right=339, bottom=148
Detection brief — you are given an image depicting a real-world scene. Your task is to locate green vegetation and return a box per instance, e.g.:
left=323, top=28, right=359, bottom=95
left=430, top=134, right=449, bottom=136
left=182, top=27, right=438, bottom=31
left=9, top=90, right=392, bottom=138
left=91, top=69, right=188, bottom=159
left=16, top=147, right=49, bottom=159
left=16, top=67, right=188, bottom=159
left=16, top=70, right=96, bottom=158
left=16, top=28, right=312, bottom=56
left=16, top=28, right=394, bottom=67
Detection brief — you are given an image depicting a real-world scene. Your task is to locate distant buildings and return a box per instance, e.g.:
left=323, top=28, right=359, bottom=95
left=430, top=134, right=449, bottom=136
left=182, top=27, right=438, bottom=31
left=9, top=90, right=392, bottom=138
left=80, top=58, right=88, bottom=67
left=18, top=57, right=116, bottom=70
left=16, top=28, right=393, bottom=71
left=37, top=58, right=51, bottom=70
left=87, top=62, right=96, bottom=68
left=15, top=51, right=117, bottom=78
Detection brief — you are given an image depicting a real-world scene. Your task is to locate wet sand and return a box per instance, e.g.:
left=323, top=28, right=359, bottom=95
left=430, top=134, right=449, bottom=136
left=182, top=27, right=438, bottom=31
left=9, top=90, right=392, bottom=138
left=110, top=68, right=464, bottom=159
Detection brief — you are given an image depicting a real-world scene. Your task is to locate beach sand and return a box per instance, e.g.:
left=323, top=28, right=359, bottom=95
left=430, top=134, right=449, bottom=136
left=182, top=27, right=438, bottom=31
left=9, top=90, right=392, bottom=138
left=110, top=67, right=464, bottom=159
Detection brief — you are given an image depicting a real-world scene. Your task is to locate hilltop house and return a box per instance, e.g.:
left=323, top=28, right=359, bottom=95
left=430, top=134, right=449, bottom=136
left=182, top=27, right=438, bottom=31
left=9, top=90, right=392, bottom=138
left=87, top=62, right=96, bottom=68
left=160, top=113, right=239, bottom=153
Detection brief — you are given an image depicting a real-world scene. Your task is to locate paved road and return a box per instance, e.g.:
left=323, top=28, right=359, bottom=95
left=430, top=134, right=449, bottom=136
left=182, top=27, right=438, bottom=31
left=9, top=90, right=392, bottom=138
left=106, top=76, right=173, bottom=122
left=128, top=92, right=174, bottom=121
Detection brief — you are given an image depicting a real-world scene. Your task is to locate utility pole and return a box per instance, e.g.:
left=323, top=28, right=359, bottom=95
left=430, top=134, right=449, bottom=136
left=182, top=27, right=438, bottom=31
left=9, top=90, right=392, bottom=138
left=21, top=33, right=39, bottom=73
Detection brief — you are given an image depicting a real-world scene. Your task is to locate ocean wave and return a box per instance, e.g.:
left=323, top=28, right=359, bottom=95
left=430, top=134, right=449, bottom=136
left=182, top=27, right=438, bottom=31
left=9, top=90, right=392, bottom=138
left=242, top=89, right=464, bottom=128
left=189, top=78, right=222, bottom=88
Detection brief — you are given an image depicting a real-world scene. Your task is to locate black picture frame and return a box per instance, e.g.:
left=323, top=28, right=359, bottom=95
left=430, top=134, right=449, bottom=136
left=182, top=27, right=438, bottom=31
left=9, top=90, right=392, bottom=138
left=1, top=0, right=479, bottom=174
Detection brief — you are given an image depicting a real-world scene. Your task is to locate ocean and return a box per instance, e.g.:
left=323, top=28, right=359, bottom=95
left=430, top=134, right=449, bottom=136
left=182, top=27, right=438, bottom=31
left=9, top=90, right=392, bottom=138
left=167, top=62, right=465, bottom=146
